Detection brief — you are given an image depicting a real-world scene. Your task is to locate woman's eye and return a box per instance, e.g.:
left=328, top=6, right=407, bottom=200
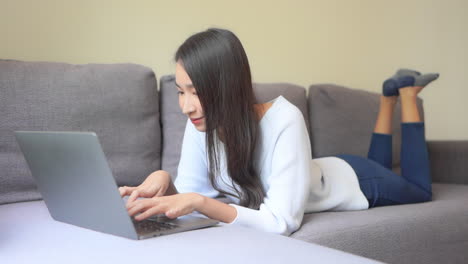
left=177, top=90, right=196, bottom=96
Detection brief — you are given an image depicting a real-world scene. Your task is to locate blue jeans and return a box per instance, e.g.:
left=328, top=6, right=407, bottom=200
left=336, top=122, right=432, bottom=208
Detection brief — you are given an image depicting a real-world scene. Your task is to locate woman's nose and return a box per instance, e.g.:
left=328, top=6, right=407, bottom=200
left=182, top=98, right=195, bottom=115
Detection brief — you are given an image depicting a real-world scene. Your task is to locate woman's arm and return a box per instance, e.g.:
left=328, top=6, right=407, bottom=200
left=221, top=107, right=313, bottom=235
left=135, top=171, right=238, bottom=223
left=193, top=194, right=237, bottom=223
left=127, top=192, right=237, bottom=222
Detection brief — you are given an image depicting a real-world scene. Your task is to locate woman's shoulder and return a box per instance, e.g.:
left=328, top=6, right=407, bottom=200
left=261, top=96, right=306, bottom=128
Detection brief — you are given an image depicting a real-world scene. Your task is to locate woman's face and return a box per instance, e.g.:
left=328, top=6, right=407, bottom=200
left=175, top=61, right=206, bottom=132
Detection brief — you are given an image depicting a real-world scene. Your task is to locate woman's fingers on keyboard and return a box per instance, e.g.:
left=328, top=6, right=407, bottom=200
left=119, top=186, right=136, bottom=197
left=126, top=190, right=140, bottom=208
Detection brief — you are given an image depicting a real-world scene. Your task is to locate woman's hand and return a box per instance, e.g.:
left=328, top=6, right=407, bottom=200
left=119, top=170, right=175, bottom=207
left=127, top=193, right=204, bottom=221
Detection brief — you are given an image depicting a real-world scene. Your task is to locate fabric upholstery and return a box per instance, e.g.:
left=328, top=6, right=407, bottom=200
left=291, top=183, right=468, bottom=264
left=0, top=60, right=161, bottom=204
left=0, top=200, right=381, bottom=264
left=308, top=84, right=424, bottom=173
left=3, top=60, right=467, bottom=263
left=158, top=75, right=189, bottom=181
left=159, top=74, right=308, bottom=180
left=428, top=140, right=468, bottom=184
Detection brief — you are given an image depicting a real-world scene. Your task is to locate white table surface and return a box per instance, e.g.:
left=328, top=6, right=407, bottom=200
left=0, top=201, right=382, bottom=264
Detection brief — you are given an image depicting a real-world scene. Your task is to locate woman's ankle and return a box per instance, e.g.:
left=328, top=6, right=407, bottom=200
left=381, top=95, right=398, bottom=106
left=399, top=87, right=420, bottom=98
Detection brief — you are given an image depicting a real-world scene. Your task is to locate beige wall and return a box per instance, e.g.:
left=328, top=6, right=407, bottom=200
left=2, top=0, right=467, bottom=140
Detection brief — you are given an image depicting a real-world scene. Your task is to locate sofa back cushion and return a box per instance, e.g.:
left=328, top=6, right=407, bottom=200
left=0, top=60, right=161, bottom=204
left=308, top=84, right=424, bottom=172
left=159, top=75, right=309, bottom=180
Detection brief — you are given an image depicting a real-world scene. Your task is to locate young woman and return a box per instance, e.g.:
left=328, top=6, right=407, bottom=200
left=119, top=28, right=439, bottom=236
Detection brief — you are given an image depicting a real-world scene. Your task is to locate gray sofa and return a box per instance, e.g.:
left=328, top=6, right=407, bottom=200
left=1, top=60, right=467, bottom=264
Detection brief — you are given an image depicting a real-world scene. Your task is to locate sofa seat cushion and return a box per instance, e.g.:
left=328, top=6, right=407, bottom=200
left=0, top=60, right=161, bottom=204
left=291, top=183, right=468, bottom=264
left=0, top=201, right=380, bottom=264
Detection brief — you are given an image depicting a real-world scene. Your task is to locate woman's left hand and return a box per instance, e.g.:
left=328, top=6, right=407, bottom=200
left=126, top=193, right=203, bottom=221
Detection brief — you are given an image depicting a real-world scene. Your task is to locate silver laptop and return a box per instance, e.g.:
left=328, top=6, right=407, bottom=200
left=15, top=131, right=219, bottom=240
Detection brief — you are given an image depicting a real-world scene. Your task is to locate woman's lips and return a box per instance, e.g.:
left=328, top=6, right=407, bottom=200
left=190, top=116, right=204, bottom=121
left=190, top=116, right=204, bottom=124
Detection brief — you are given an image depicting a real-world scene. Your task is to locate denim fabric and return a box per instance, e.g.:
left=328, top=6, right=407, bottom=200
left=336, top=122, right=432, bottom=208
left=367, top=133, right=393, bottom=170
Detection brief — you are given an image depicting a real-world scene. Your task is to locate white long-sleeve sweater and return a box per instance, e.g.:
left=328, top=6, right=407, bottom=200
left=174, top=96, right=369, bottom=236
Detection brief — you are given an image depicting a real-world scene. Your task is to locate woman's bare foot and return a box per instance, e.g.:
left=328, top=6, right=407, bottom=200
left=399, top=86, right=424, bottom=97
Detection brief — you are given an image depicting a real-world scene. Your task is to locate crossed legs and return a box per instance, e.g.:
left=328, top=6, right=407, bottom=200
left=336, top=69, right=437, bottom=207
left=368, top=82, right=433, bottom=199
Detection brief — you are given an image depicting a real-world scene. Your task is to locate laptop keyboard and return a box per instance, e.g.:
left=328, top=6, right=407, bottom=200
left=133, top=219, right=179, bottom=233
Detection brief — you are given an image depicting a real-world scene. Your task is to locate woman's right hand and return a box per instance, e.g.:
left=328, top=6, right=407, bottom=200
left=119, top=170, right=174, bottom=207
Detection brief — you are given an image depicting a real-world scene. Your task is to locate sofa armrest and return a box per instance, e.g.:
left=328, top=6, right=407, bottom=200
left=428, top=140, right=468, bottom=184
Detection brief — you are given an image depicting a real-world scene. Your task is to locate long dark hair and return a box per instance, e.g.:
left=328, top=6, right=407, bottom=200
left=175, top=28, right=265, bottom=209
